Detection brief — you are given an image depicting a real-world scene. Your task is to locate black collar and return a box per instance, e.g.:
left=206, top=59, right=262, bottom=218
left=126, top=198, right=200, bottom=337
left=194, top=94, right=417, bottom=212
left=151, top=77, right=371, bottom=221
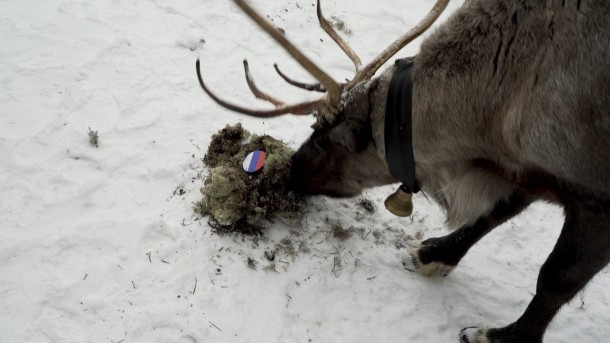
left=384, top=58, right=419, bottom=193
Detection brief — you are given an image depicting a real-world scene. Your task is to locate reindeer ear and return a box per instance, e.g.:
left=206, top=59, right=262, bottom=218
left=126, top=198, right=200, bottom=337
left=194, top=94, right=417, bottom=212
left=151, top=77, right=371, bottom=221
left=329, top=83, right=372, bottom=152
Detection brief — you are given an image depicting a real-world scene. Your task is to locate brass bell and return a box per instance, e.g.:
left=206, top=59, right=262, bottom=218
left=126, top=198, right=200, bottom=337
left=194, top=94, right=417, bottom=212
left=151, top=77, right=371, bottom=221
left=384, top=185, right=414, bottom=217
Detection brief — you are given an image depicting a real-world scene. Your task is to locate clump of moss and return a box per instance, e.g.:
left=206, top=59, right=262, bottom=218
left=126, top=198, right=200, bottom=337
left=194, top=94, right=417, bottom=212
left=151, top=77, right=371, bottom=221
left=203, top=124, right=250, bottom=167
left=195, top=124, right=304, bottom=234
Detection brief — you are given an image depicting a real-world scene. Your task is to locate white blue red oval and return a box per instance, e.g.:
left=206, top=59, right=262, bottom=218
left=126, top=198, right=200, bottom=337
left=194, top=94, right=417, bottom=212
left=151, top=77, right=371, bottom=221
left=243, top=150, right=266, bottom=173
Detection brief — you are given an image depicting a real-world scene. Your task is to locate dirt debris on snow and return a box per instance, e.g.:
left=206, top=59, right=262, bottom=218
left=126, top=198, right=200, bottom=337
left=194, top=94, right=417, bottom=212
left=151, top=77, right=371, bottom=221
left=330, top=222, right=353, bottom=241
left=356, top=198, right=377, bottom=214
left=331, top=16, right=353, bottom=36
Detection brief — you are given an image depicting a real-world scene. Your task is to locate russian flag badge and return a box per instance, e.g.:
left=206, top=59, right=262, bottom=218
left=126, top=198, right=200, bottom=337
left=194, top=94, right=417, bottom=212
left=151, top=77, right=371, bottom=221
left=243, top=150, right=266, bottom=174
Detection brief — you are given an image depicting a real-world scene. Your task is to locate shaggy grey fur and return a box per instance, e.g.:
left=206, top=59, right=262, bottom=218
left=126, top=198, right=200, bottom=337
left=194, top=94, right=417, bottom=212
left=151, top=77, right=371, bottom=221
left=365, top=0, right=610, bottom=228
left=274, top=0, right=610, bottom=341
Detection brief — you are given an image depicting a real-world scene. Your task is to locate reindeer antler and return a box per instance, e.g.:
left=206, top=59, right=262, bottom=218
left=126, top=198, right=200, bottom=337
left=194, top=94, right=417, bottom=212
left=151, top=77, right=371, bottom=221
left=316, top=0, right=362, bottom=72
left=243, top=60, right=284, bottom=106
left=196, top=0, right=342, bottom=118
left=273, top=63, right=327, bottom=93
left=347, top=0, right=450, bottom=87
left=196, top=60, right=332, bottom=117
left=196, top=0, right=449, bottom=118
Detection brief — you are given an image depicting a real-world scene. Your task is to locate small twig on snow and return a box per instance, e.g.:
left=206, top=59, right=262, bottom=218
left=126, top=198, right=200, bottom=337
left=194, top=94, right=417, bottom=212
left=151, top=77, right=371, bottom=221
left=209, top=321, right=222, bottom=331
left=332, top=256, right=343, bottom=276
left=286, top=294, right=292, bottom=308
left=192, top=277, right=198, bottom=295
left=363, top=229, right=372, bottom=239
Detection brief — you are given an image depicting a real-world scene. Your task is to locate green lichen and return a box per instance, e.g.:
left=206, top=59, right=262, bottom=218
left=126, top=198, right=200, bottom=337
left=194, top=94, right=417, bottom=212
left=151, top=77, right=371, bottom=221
left=196, top=124, right=304, bottom=234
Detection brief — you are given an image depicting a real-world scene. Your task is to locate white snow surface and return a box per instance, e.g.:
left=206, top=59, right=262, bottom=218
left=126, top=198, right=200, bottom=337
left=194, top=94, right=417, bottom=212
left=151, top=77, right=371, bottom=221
left=1, top=0, right=608, bottom=342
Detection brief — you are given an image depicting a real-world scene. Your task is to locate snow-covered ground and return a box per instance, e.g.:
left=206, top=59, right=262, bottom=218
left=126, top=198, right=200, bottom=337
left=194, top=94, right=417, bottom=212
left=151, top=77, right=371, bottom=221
left=1, top=0, right=608, bottom=342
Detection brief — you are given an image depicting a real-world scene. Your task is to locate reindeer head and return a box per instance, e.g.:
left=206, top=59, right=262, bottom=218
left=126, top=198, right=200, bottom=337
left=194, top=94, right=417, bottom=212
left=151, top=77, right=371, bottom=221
left=197, top=0, right=448, bottom=197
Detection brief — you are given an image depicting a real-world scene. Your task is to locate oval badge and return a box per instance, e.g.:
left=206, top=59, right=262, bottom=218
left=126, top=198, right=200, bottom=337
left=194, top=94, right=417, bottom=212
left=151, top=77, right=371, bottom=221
left=242, top=150, right=266, bottom=174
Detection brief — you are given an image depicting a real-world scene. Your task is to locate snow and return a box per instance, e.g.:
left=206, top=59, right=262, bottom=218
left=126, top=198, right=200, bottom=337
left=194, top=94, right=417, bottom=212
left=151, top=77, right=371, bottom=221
left=0, top=0, right=608, bottom=342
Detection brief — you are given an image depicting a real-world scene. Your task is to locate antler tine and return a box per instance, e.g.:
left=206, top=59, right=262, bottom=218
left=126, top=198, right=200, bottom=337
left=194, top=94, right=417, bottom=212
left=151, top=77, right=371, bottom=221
left=197, top=60, right=326, bottom=117
left=243, top=59, right=285, bottom=106
left=316, top=0, right=362, bottom=71
left=348, top=0, right=450, bottom=87
left=233, top=0, right=342, bottom=111
left=274, top=63, right=327, bottom=93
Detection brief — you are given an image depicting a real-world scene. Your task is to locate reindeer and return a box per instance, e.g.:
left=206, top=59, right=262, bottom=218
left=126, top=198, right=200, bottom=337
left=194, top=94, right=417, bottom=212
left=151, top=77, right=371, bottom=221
left=196, top=0, right=610, bottom=341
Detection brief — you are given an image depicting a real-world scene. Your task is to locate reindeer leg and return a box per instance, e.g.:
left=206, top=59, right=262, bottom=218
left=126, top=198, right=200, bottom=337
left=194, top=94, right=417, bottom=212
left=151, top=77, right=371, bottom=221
left=460, top=199, right=610, bottom=343
left=403, top=192, right=532, bottom=276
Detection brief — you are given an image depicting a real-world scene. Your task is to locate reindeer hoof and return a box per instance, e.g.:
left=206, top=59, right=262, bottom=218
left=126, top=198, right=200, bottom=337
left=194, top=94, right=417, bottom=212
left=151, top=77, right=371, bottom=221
left=402, top=243, right=456, bottom=277
left=460, top=328, right=488, bottom=343
left=401, top=249, right=421, bottom=272
left=459, top=326, right=542, bottom=343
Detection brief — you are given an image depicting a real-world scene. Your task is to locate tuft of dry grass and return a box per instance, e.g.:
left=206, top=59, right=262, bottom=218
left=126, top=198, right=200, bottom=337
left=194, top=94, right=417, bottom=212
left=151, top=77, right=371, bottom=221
left=88, top=127, right=99, bottom=148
